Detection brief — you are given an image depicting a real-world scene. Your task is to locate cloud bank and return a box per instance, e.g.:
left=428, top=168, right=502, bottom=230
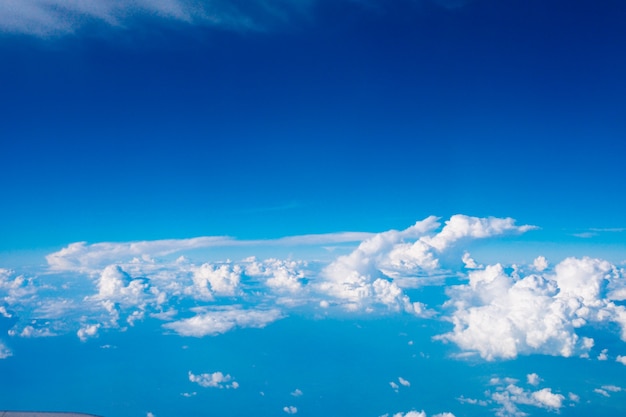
left=5, top=213, right=626, bottom=366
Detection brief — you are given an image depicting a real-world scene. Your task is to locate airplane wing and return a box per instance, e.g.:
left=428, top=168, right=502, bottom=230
left=0, top=413, right=101, bottom=417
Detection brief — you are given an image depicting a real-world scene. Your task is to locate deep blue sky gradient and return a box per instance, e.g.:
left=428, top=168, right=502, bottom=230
left=1, top=0, right=625, bottom=250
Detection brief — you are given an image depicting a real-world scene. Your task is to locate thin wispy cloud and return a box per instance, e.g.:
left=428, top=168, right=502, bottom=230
left=0, top=0, right=315, bottom=37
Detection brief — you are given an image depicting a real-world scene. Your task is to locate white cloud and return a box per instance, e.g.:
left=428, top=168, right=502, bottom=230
left=147, top=412, right=155, bottom=417
left=533, top=256, right=548, bottom=272
left=95, top=265, right=150, bottom=304
left=423, top=215, right=536, bottom=252
left=0, top=341, right=12, bottom=359
left=190, top=263, right=241, bottom=297
left=594, top=388, right=610, bottom=397
left=526, top=373, right=541, bottom=386
left=398, top=377, right=411, bottom=387
left=390, top=381, right=400, bottom=392
left=598, top=348, right=609, bottom=360
left=320, top=215, right=533, bottom=313
left=462, top=252, right=481, bottom=269
left=0, top=0, right=314, bottom=37
left=616, top=355, right=626, bottom=365
left=488, top=379, right=565, bottom=417
left=77, top=323, right=100, bottom=342
left=437, top=257, right=626, bottom=359
left=283, top=406, right=298, bottom=414
left=601, top=385, right=622, bottom=392
left=46, top=237, right=235, bottom=272
left=46, top=231, right=371, bottom=273
left=531, top=388, right=564, bottom=409
left=188, top=371, right=238, bottom=389
left=290, top=388, right=303, bottom=397
left=163, top=307, right=282, bottom=337
left=380, top=411, right=429, bottom=417
left=10, top=325, right=55, bottom=338
left=245, top=258, right=306, bottom=293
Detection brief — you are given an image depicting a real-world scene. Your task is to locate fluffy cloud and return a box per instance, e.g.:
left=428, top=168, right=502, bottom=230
left=437, top=257, right=626, bottom=359
left=320, top=215, right=533, bottom=313
left=290, top=389, right=303, bottom=397
left=190, top=263, right=241, bottom=298
left=616, top=355, right=626, bottom=365
left=0, top=268, right=38, bottom=305
left=245, top=258, right=307, bottom=293
left=283, top=406, right=298, bottom=414
left=526, top=373, right=541, bottom=386
left=163, top=307, right=283, bottom=337
left=188, top=371, right=238, bottom=389
left=95, top=265, right=150, bottom=303
left=77, top=323, right=100, bottom=342
left=487, top=377, right=566, bottom=417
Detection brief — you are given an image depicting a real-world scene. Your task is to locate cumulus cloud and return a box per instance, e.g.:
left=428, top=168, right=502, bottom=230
left=190, top=263, right=241, bottom=298
left=290, top=388, right=303, bottom=397
left=532, top=256, right=548, bottom=272
left=320, top=215, right=533, bottom=313
left=616, top=355, right=626, bottom=365
left=488, top=378, right=565, bottom=417
left=437, top=257, right=626, bottom=360
left=526, top=373, right=541, bottom=386
left=0, top=268, right=38, bottom=304
left=283, top=406, right=298, bottom=414
left=398, top=377, right=411, bottom=387
left=77, top=323, right=100, bottom=341
left=9, top=324, right=55, bottom=338
left=188, top=371, right=238, bottom=389
left=245, top=258, right=307, bottom=293
left=163, top=307, right=282, bottom=337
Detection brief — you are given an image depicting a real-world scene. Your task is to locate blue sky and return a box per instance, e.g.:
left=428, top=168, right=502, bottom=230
left=1, top=1, right=626, bottom=417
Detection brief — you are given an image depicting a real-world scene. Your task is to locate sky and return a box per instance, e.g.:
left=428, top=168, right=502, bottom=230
left=1, top=1, right=626, bottom=416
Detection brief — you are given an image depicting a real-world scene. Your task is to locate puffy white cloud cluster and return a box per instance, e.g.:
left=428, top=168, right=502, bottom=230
left=484, top=376, right=570, bottom=417
left=163, top=307, right=282, bottom=337
left=438, top=257, right=626, bottom=359
left=245, top=258, right=306, bottom=293
left=190, top=263, right=241, bottom=299
left=380, top=410, right=455, bottom=417
left=0, top=268, right=38, bottom=305
left=188, top=371, right=239, bottom=389
left=320, top=215, right=534, bottom=313
left=283, top=406, right=298, bottom=414
left=77, top=323, right=101, bottom=342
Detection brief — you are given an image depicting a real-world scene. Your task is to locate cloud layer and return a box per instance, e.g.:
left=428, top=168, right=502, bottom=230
left=4, top=213, right=626, bottom=366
